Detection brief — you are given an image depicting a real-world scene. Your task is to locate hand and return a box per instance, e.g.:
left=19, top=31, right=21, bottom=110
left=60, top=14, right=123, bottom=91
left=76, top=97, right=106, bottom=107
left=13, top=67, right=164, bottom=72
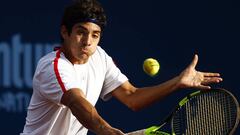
left=98, top=126, right=124, bottom=135
left=177, top=54, right=223, bottom=89
left=109, top=127, right=125, bottom=135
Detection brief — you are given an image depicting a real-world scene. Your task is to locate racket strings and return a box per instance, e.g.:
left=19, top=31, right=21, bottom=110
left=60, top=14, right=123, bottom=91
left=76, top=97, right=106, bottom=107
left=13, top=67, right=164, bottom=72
left=172, top=91, right=238, bottom=135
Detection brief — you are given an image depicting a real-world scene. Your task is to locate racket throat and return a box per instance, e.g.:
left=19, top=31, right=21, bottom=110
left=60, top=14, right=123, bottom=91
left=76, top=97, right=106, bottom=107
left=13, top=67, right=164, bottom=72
left=145, top=125, right=171, bottom=135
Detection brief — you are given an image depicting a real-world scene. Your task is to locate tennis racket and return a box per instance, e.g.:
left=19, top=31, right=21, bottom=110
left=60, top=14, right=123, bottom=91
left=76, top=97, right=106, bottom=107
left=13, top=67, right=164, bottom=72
left=126, top=88, right=240, bottom=135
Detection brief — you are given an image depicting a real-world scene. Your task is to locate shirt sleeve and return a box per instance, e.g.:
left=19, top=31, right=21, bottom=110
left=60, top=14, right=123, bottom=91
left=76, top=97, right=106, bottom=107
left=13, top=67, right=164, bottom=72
left=100, top=53, right=128, bottom=101
left=37, top=55, right=80, bottom=105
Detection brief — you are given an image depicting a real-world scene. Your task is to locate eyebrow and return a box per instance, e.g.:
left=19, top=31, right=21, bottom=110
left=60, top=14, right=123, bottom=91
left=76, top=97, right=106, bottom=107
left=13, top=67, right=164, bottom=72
left=76, top=25, right=101, bottom=34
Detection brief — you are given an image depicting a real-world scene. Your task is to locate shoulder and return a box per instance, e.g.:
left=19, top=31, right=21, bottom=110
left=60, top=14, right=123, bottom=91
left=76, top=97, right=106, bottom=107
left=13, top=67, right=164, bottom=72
left=36, top=51, right=55, bottom=73
left=36, top=51, right=73, bottom=75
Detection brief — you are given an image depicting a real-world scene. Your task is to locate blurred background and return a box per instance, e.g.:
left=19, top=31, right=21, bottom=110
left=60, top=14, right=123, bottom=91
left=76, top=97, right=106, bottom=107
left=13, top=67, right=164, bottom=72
left=0, top=0, right=239, bottom=134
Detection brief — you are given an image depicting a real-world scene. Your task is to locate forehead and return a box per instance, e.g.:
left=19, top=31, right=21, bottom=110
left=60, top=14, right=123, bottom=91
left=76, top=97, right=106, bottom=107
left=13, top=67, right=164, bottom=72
left=73, top=22, right=101, bottom=32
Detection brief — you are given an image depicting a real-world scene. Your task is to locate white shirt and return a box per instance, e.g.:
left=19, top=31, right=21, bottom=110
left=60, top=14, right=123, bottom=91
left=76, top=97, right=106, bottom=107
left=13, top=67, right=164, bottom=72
left=21, top=46, right=128, bottom=135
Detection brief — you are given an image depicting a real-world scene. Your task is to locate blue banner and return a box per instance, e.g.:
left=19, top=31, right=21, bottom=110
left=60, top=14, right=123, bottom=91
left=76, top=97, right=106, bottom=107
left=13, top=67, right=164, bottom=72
left=1, top=0, right=239, bottom=134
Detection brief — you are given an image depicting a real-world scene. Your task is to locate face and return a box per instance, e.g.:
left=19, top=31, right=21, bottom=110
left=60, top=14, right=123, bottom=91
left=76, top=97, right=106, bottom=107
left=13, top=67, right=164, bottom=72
left=61, top=22, right=101, bottom=64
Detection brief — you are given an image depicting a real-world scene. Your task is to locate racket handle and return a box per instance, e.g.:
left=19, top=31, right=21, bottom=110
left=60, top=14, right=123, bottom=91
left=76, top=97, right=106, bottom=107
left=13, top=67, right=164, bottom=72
left=126, top=129, right=145, bottom=135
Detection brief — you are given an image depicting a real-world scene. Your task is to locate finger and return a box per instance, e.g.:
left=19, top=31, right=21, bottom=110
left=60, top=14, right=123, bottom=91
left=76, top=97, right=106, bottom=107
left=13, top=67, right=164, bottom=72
left=202, top=72, right=221, bottom=77
left=188, top=54, right=198, bottom=69
left=202, top=77, right=223, bottom=84
left=206, top=77, right=223, bottom=81
left=196, top=85, right=211, bottom=90
left=203, top=77, right=222, bottom=82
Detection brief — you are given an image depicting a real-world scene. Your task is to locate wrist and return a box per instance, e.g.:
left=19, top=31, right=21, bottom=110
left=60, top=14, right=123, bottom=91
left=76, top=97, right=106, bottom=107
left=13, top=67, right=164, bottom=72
left=96, top=123, right=112, bottom=135
left=173, top=75, right=182, bottom=90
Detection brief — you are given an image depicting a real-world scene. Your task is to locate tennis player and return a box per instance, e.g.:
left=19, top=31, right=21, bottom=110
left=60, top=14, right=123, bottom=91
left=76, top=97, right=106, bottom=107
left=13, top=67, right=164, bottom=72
left=21, top=0, right=223, bottom=134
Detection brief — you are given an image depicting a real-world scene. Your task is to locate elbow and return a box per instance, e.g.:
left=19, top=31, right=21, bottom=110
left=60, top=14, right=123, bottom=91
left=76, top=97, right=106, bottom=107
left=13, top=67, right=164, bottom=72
left=123, top=96, right=145, bottom=112
left=127, top=102, right=143, bottom=112
left=130, top=107, right=141, bottom=112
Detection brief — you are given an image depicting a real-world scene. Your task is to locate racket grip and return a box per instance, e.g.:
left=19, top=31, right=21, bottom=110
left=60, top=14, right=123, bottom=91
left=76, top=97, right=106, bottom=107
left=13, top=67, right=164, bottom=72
left=125, top=129, right=145, bottom=135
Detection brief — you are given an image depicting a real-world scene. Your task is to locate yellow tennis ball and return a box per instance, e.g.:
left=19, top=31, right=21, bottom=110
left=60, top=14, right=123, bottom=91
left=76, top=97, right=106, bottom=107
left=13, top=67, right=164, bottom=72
left=143, top=58, right=160, bottom=77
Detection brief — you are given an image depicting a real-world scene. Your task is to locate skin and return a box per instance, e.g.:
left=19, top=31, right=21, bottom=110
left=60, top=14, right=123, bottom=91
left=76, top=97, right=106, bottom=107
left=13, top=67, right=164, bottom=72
left=60, top=22, right=223, bottom=135
left=61, top=22, right=101, bottom=64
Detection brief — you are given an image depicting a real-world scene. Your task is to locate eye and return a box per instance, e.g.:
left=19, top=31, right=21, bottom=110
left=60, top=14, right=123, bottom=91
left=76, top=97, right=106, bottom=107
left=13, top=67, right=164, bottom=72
left=92, top=34, right=100, bottom=39
left=76, top=30, right=84, bottom=35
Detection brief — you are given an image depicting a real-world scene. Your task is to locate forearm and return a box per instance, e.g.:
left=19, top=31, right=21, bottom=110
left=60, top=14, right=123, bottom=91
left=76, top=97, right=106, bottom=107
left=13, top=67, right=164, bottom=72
left=69, top=97, right=111, bottom=134
left=126, top=76, right=180, bottom=111
left=131, top=77, right=178, bottom=109
left=61, top=89, right=122, bottom=135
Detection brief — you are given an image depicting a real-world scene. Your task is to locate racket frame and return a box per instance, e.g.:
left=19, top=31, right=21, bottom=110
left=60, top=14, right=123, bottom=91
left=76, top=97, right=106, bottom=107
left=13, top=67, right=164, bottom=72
left=170, top=88, right=240, bottom=135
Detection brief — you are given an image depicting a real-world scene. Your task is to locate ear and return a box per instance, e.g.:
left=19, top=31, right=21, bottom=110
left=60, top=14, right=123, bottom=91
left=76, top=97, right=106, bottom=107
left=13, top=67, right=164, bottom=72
left=60, top=25, right=69, bottom=40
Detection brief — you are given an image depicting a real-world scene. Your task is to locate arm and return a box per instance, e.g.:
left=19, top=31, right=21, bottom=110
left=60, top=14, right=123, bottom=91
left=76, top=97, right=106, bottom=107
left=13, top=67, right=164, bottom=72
left=112, top=54, right=223, bottom=111
left=112, top=77, right=179, bottom=111
left=61, top=88, right=124, bottom=135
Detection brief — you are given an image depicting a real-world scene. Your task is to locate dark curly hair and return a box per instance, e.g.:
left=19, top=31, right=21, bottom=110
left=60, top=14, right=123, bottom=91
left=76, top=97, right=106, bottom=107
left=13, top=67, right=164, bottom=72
left=60, top=0, right=107, bottom=42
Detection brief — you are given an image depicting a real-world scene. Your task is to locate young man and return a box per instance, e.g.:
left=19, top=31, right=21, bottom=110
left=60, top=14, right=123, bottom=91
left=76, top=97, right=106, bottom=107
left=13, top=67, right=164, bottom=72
left=21, top=0, right=222, bottom=134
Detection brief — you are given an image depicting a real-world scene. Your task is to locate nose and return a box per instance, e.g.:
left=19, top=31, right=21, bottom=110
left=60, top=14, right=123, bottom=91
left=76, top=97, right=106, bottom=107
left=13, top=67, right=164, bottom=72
left=82, top=34, right=92, bottom=46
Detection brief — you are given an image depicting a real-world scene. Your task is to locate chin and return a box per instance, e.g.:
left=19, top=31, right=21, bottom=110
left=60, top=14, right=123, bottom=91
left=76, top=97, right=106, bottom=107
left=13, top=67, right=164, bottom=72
left=78, top=54, right=89, bottom=60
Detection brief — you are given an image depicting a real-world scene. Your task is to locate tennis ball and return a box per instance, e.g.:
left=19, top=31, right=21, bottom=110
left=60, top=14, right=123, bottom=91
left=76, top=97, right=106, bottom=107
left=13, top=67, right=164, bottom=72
left=143, top=58, right=160, bottom=77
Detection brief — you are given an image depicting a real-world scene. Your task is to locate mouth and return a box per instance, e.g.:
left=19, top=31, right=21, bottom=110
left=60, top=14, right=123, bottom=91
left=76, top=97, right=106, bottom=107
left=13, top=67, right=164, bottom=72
left=81, top=48, right=88, bottom=53
left=81, top=47, right=91, bottom=54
